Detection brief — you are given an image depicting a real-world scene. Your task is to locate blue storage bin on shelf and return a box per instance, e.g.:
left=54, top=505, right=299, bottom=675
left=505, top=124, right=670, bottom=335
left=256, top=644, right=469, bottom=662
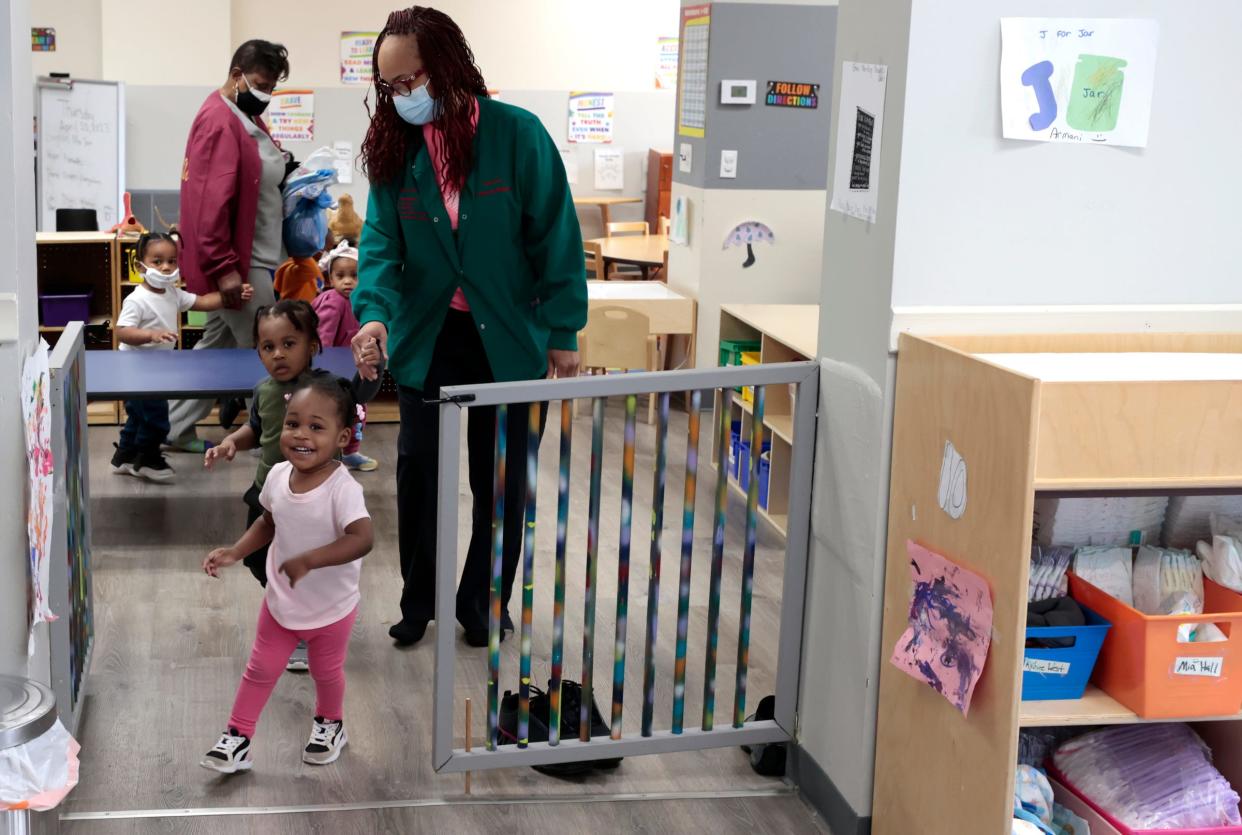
left=738, top=440, right=770, bottom=493
left=729, top=421, right=741, bottom=479
left=758, top=451, right=771, bottom=509
left=1021, top=606, right=1111, bottom=701
left=39, top=292, right=92, bottom=327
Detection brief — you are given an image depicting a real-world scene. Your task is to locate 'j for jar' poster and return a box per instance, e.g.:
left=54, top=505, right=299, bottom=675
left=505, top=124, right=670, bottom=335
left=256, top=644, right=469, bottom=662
left=1000, top=18, right=1159, bottom=148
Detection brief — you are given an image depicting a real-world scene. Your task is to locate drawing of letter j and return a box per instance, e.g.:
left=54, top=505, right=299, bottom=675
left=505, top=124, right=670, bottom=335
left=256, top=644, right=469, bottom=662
left=1021, top=60, right=1057, bottom=131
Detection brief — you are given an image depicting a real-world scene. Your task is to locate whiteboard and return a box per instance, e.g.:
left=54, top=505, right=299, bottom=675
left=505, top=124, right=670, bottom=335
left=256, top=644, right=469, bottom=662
left=36, top=79, right=126, bottom=232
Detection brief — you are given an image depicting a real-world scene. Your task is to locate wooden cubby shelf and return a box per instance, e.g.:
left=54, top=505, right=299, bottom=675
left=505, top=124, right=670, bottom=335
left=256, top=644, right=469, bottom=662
left=871, top=332, right=1242, bottom=835
left=711, top=303, right=818, bottom=538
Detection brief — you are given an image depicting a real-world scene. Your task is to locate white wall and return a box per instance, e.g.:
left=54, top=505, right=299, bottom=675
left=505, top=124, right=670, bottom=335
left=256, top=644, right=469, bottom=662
left=100, top=0, right=231, bottom=87
left=2, top=0, right=42, bottom=678
left=893, top=0, right=1242, bottom=308
left=231, top=0, right=680, bottom=91
left=669, top=184, right=826, bottom=368
left=30, top=0, right=100, bottom=79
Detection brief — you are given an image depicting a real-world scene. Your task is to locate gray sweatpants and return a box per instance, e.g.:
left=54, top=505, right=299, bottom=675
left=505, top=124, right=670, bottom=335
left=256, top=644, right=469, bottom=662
left=166, top=267, right=276, bottom=445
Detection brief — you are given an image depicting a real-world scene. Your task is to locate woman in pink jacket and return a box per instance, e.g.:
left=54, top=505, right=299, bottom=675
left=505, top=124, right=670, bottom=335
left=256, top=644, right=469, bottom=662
left=166, top=40, right=291, bottom=453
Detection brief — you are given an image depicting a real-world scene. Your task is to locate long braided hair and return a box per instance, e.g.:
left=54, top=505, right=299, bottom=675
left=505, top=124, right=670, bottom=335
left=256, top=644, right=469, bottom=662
left=360, top=7, right=488, bottom=189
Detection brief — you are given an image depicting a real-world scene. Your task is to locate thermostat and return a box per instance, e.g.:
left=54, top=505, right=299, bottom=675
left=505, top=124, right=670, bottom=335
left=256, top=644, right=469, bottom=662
left=720, top=80, right=756, bottom=105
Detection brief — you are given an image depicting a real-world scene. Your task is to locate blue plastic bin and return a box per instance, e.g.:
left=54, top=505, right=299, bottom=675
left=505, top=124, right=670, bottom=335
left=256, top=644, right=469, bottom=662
left=758, top=451, right=771, bottom=509
left=729, top=422, right=741, bottom=479
left=738, top=440, right=770, bottom=493
left=1021, top=606, right=1111, bottom=701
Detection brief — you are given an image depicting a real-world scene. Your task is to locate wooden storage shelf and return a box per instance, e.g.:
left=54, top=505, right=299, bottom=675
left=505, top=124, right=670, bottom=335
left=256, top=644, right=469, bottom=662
left=872, top=332, right=1242, bottom=835
left=711, top=303, right=818, bottom=537
left=1018, top=684, right=1242, bottom=728
left=41, top=314, right=110, bottom=333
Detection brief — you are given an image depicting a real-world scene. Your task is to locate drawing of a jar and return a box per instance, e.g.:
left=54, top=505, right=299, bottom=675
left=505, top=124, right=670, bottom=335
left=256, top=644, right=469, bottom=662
left=1066, top=54, right=1126, bottom=132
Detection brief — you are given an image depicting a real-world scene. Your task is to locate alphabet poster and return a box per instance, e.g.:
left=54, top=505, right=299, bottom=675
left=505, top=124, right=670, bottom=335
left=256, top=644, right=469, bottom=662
left=1000, top=18, right=1159, bottom=148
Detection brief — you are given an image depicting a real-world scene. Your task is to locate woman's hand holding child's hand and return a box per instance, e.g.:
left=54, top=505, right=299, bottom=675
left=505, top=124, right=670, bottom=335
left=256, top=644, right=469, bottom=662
left=203, top=547, right=240, bottom=578
left=239, top=284, right=255, bottom=302
left=352, top=323, right=388, bottom=381
left=279, top=555, right=314, bottom=587
left=204, top=439, right=238, bottom=469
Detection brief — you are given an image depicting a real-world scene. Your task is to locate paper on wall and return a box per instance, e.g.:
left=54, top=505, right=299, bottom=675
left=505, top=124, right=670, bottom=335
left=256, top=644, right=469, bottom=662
left=340, top=32, right=378, bottom=86
left=268, top=90, right=315, bottom=142
left=670, top=195, right=689, bottom=245
left=678, top=5, right=711, bottom=138
left=656, top=36, right=679, bottom=90
left=830, top=62, right=887, bottom=224
left=1000, top=18, right=1159, bottom=148
left=23, top=339, right=55, bottom=653
left=568, top=92, right=615, bottom=144
left=559, top=148, right=578, bottom=185
left=594, top=148, right=624, bottom=190
left=332, top=140, right=354, bottom=185
left=890, top=540, right=993, bottom=716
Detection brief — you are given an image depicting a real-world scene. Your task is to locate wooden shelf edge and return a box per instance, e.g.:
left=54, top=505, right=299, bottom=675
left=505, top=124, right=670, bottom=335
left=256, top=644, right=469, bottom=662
left=724, top=397, right=795, bottom=444
left=1019, top=684, right=1242, bottom=727
left=1033, top=476, right=1242, bottom=492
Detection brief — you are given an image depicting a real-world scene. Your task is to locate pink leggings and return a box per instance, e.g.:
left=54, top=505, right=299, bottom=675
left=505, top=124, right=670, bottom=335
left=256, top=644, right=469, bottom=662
left=228, top=600, right=357, bottom=737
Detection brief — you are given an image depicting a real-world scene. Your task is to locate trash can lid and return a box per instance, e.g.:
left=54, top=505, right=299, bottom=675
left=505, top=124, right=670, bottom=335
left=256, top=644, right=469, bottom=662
left=0, top=676, right=56, bottom=750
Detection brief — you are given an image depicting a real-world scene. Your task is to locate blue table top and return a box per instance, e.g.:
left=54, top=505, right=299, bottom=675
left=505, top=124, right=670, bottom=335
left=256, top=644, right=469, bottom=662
left=85, top=347, right=360, bottom=401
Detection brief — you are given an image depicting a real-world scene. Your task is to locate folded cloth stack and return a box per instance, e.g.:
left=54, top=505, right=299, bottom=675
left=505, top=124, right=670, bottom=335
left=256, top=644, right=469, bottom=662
left=1034, top=496, right=1167, bottom=547
left=1163, top=496, right=1242, bottom=549
left=1026, top=597, right=1086, bottom=649
left=1053, top=724, right=1242, bottom=830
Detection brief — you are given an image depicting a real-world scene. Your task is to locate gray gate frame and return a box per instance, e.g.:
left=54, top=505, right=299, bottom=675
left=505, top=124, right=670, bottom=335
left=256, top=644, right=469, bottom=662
left=432, top=361, right=819, bottom=773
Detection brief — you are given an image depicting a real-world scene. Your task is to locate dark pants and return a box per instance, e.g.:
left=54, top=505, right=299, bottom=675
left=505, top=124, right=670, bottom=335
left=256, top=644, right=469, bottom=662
left=120, top=399, right=170, bottom=452
left=396, top=309, right=547, bottom=632
left=242, top=484, right=268, bottom=587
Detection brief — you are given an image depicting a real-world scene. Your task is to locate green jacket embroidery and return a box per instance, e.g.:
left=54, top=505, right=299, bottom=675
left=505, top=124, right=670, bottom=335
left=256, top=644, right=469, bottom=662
left=353, top=97, right=587, bottom=390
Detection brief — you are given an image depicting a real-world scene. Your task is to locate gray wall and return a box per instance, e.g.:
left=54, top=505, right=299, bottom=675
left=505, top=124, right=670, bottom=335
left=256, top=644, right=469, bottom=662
left=674, top=3, right=836, bottom=190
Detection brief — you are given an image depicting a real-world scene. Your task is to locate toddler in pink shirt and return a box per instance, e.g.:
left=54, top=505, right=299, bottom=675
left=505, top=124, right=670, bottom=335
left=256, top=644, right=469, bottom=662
left=199, top=377, right=373, bottom=774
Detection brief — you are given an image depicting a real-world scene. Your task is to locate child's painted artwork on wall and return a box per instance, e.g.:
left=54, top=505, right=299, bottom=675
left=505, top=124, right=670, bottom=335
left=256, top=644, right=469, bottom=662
left=22, top=339, right=55, bottom=652
left=1000, top=18, right=1159, bottom=148
left=890, top=540, right=993, bottom=716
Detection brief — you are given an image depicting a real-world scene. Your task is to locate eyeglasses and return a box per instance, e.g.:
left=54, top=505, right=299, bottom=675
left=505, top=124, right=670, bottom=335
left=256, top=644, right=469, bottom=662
left=376, top=68, right=428, bottom=98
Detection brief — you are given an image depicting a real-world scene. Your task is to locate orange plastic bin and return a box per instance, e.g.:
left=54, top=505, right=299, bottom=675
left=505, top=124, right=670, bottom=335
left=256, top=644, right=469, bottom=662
left=1069, top=574, right=1242, bottom=719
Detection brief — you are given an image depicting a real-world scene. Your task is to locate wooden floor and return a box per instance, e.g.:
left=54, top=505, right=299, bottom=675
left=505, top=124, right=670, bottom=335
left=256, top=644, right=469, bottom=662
left=67, top=400, right=822, bottom=832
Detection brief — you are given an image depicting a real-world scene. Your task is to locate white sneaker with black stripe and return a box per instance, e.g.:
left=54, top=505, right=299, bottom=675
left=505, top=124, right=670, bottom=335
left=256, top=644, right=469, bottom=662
left=286, top=640, right=309, bottom=672
left=303, top=717, right=347, bottom=765
left=200, top=728, right=252, bottom=774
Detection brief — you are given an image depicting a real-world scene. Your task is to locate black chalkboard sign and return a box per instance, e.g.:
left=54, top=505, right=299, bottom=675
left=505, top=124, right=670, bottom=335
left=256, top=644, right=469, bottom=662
left=849, top=107, right=875, bottom=191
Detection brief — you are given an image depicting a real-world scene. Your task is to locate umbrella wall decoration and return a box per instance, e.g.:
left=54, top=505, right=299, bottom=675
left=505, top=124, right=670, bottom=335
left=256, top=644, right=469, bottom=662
left=723, top=221, right=775, bottom=268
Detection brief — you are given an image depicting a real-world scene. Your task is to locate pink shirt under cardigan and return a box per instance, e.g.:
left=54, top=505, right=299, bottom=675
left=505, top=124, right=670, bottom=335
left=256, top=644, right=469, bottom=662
left=422, top=101, right=480, bottom=312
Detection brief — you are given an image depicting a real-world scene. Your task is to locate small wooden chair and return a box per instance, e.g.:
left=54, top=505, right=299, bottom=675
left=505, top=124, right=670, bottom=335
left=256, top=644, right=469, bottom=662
left=584, top=240, right=605, bottom=280
left=605, top=221, right=650, bottom=238
left=659, top=216, right=671, bottom=236
left=578, top=305, right=659, bottom=424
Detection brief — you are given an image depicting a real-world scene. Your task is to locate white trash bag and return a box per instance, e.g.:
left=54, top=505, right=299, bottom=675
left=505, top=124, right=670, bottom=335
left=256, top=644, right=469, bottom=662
left=0, top=720, right=80, bottom=811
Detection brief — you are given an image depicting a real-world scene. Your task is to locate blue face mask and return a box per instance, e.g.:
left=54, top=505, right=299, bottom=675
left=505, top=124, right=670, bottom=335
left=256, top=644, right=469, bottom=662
left=393, top=84, right=438, bottom=126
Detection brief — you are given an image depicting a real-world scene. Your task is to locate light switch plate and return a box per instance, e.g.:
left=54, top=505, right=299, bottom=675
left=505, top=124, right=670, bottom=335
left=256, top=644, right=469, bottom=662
left=720, top=149, right=738, bottom=179
left=679, top=143, right=692, bottom=174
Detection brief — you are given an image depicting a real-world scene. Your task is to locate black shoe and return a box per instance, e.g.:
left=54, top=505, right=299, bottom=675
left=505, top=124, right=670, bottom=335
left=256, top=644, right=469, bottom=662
left=219, top=397, right=245, bottom=430
left=110, top=443, right=139, bottom=476
left=389, top=620, right=428, bottom=646
left=502, top=611, right=515, bottom=634
left=464, top=622, right=510, bottom=648
left=133, top=450, right=176, bottom=484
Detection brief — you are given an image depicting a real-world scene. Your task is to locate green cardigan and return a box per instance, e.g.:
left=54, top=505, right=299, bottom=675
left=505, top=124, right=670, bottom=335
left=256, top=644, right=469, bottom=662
left=354, top=96, right=587, bottom=391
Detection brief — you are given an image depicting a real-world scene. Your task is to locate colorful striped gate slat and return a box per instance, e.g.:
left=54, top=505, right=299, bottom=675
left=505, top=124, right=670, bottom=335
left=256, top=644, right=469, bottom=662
left=641, top=392, right=670, bottom=737
left=487, top=404, right=508, bottom=751
left=580, top=397, right=606, bottom=742
left=549, top=400, right=572, bottom=746
left=517, top=403, right=540, bottom=748
left=734, top=386, right=764, bottom=728
left=671, top=389, right=702, bottom=734
left=703, top=389, right=732, bottom=730
left=611, top=394, right=638, bottom=738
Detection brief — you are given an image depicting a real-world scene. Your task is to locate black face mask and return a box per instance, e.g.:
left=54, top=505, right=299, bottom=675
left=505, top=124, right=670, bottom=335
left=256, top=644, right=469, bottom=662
left=234, top=78, right=271, bottom=117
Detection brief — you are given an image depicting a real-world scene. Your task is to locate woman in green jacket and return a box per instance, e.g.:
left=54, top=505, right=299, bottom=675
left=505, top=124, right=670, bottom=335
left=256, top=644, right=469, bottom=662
left=352, top=6, right=587, bottom=648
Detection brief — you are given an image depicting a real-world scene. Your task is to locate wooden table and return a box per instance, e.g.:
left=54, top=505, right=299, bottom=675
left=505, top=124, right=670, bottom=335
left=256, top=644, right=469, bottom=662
left=587, top=234, right=670, bottom=280
left=573, top=195, right=643, bottom=229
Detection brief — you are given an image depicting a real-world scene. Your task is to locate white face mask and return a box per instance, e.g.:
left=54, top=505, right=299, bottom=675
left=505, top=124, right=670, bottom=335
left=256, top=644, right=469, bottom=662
left=141, top=264, right=179, bottom=290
